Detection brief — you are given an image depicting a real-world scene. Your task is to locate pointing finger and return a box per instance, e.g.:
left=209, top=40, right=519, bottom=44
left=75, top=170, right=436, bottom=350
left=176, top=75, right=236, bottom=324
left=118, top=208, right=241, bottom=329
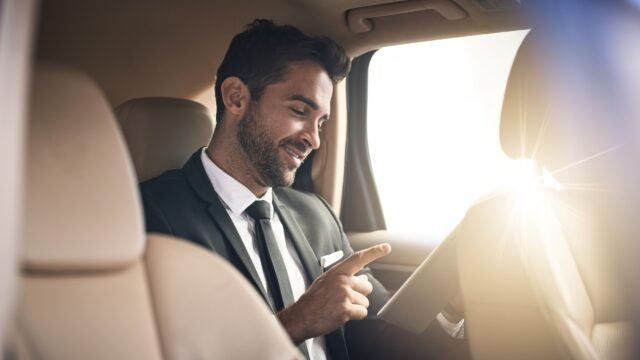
left=333, top=243, right=391, bottom=276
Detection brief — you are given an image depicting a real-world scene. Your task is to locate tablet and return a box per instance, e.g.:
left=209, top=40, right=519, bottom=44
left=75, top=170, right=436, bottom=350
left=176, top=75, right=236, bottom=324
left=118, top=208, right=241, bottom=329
left=376, top=233, right=459, bottom=334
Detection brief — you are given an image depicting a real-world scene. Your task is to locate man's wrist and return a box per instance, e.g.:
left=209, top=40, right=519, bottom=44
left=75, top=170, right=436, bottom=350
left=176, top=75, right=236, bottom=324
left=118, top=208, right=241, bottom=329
left=277, top=306, right=309, bottom=345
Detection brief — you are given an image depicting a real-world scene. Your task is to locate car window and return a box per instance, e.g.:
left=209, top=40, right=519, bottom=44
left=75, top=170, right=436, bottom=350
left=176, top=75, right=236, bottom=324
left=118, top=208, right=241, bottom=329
left=367, top=30, right=528, bottom=243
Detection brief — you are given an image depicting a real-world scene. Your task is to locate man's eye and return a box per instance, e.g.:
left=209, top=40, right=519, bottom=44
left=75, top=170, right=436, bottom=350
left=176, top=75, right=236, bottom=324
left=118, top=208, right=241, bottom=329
left=291, top=108, right=305, bottom=116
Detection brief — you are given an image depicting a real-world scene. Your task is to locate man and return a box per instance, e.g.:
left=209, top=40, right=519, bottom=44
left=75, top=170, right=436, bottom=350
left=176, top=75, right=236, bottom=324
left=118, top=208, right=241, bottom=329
left=141, top=19, right=463, bottom=359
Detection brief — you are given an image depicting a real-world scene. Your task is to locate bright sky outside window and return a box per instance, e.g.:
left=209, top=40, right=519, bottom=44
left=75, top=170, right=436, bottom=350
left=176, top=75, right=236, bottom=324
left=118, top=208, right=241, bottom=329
left=367, top=30, right=529, bottom=243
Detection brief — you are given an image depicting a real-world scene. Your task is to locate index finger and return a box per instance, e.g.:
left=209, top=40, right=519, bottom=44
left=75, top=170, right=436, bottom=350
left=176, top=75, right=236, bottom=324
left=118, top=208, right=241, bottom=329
left=333, top=243, right=391, bottom=276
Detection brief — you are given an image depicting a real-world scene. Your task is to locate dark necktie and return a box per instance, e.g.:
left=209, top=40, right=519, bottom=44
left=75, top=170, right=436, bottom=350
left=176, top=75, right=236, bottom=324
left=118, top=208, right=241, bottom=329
left=245, top=200, right=295, bottom=312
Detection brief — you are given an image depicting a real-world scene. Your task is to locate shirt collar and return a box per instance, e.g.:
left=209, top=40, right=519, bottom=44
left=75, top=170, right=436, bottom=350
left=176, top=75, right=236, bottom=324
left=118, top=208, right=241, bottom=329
left=200, top=148, right=273, bottom=217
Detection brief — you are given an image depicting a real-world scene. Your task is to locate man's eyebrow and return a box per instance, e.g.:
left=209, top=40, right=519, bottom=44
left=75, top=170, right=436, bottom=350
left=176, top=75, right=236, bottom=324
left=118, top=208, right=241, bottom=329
left=289, top=95, right=319, bottom=110
left=289, top=94, right=330, bottom=120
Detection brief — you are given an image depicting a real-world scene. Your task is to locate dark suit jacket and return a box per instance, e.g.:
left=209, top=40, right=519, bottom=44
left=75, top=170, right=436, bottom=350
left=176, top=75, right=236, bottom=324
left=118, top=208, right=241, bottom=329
left=140, top=150, right=390, bottom=360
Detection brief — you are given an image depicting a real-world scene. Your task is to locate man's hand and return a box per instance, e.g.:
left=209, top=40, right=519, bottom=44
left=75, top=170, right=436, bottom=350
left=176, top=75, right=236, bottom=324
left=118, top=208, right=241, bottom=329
left=277, top=243, right=391, bottom=344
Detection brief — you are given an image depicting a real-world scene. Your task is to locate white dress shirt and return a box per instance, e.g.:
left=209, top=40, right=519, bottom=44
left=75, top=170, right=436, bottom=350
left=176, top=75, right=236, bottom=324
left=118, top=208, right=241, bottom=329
left=201, top=149, right=328, bottom=360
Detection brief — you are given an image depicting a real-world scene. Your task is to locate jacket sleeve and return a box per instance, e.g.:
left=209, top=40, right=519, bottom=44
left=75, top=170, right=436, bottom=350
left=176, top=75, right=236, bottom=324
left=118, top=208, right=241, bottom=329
left=140, top=188, right=175, bottom=235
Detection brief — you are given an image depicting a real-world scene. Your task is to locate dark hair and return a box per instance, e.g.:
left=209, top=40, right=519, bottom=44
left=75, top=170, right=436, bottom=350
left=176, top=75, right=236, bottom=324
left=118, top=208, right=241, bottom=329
left=214, top=19, right=350, bottom=123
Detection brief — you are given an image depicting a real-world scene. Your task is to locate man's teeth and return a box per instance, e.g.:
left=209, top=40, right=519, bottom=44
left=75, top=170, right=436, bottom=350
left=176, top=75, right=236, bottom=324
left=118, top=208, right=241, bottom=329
left=284, top=146, right=302, bottom=160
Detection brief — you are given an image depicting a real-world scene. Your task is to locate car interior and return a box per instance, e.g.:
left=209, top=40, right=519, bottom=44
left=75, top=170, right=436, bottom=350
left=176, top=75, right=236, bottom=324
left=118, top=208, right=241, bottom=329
left=1, top=0, right=639, bottom=359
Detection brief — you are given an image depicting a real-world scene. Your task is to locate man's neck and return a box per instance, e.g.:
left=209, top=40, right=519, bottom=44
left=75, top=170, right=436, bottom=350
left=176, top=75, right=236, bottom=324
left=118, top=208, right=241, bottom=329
left=205, top=143, right=269, bottom=198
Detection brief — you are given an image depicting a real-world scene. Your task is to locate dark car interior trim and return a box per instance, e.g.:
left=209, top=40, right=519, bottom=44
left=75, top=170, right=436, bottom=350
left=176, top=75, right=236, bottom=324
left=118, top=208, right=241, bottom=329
left=341, top=50, right=387, bottom=233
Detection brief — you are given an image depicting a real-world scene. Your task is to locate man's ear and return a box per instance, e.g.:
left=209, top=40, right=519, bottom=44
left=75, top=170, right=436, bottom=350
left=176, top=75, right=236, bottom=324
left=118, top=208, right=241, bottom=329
left=220, top=77, right=251, bottom=119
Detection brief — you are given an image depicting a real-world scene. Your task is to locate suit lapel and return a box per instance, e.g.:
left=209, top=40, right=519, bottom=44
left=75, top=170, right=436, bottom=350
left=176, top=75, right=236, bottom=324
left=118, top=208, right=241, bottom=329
left=274, top=191, right=349, bottom=360
left=183, top=153, right=347, bottom=359
left=205, top=202, right=270, bottom=301
left=183, top=150, right=269, bottom=301
left=273, top=192, right=322, bottom=281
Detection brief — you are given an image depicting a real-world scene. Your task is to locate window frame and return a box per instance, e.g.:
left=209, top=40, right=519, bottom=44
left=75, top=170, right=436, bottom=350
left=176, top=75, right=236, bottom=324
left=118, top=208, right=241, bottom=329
left=340, top=50, right=387, bottom=232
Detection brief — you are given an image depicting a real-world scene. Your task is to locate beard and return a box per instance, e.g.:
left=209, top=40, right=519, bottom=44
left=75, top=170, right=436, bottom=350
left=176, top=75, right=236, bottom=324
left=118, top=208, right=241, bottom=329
left=237, top=106, right=303, bottom=187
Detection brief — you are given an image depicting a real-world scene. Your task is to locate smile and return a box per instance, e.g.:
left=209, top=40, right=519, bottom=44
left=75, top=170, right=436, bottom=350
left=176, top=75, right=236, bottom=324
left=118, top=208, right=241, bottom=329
left=282, top=145, right=306, bottom=163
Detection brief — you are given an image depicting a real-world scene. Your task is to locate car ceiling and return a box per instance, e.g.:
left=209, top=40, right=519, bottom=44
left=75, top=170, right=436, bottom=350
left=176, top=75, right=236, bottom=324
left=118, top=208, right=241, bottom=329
left=36, top=0, right=528, bottom=109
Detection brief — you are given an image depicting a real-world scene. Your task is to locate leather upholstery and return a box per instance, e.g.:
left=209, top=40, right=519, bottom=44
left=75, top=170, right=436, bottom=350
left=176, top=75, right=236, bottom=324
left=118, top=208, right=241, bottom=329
left=311, top=81, right=347, bottom=214
left=459, top=32, right=636, bottom=360
left=144, top=233, right=299, bottom=359
left=115, top=97, right=214, bottom=182
left=116, top=90, right=346, bottom=212
left=499, top=33, right=624, bottom=185
left=457, top=189, right=564, bottom=360
left=24, top=63, right=144, bottom=271
left=17, top=64, right=300, bottom=359
left=21, top=262, right=164, bottom=359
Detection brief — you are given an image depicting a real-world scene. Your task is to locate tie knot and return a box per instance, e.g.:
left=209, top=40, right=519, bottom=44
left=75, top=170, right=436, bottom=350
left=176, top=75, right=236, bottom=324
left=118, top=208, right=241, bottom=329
left=245, top=200, right=271, bottom=220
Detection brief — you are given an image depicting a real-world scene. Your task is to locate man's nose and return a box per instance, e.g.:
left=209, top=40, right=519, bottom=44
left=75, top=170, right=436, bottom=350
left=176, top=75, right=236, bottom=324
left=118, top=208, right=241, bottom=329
left=302, top=121, right=321, bottom=150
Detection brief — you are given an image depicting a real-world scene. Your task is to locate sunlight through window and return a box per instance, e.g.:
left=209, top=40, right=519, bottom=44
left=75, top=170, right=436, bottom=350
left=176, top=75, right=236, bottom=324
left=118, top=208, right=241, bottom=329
left=367, top=30, right=529, bottom=243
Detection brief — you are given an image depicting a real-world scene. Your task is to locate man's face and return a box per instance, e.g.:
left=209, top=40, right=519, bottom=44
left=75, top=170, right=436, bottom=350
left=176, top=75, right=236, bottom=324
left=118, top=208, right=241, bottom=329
left=237, top=61, right=333, bottom=187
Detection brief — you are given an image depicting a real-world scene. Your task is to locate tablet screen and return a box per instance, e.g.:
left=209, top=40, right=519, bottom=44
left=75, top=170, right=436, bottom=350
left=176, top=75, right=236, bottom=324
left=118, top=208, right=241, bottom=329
left=376, top=233, right=459, bottom=333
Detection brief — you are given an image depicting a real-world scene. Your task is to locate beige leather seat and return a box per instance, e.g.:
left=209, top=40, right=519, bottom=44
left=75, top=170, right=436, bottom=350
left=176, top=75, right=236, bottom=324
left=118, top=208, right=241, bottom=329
left=114, top=95, right=345, bottom=212
left=456, top=33, right=636, bottom=359
left=115, top=97, right=214, bottom=182
left=16, top=63, right=300, bottom=359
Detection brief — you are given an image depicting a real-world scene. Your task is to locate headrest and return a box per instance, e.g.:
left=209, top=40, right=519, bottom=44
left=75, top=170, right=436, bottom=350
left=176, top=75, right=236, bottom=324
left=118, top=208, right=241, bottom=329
left=499, top=32, right=625, bottom=183
left=500, top=33, right=548, bottom=161
left=24, top=63, right=145, bottom=272
left=115, top=97, right=214, bottom=182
